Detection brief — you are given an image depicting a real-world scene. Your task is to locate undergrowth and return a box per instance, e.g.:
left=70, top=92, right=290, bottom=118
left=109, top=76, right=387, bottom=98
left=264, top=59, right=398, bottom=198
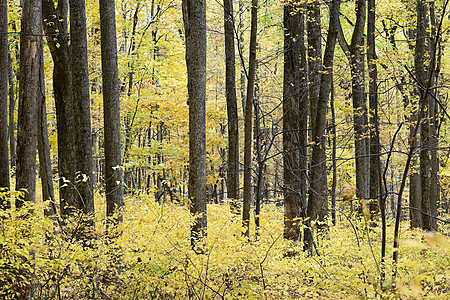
left=1, top=192, right=449, bottom=299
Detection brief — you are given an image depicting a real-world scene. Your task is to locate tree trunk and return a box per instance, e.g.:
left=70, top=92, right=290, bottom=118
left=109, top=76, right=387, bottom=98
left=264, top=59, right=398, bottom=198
left=16, top=0, right=42, bottom=207
left=8, top=52, right=16, bottom=171
left=304, top=0, right=340, bottom=252
left=0, top=0, right=10, bottom=207
left=42, top=0, right=76, bottom=215
left=307, top=0, right=322, bottom=138
left=37, top=57, right=56, bottom=216
left=242, top=0, right=258, bottom=238
left=283, top=0, right=306, bottom=241
left=224, top=0, right=239, bottom=208
left=70, top=0, right=94, bottom=214
left=182, top=0, right=207, bottom=252
left=350, top=0, right=369, bottom=199
left=100, top=0, right=124, bottom=223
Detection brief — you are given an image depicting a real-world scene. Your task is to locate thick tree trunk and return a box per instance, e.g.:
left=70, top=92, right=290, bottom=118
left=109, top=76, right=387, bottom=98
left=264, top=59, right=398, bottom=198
left=283, top=0, right=306, bottom=241
left=224, top=0, right=240, bottom=208
left=70, top=0, right=94, bottom=214
left=0, top=0, right=10, bottom=207
left=182, top=0, right=207, bottom=252
left=42, top=0, right=76, bottom=214
left=243, top=0, right=258, bottom=238
left=16, top=0, right=42, bottom=207
left=100, top=0, right=124, bottom=223
left=304, top=0, right=340, bottom=252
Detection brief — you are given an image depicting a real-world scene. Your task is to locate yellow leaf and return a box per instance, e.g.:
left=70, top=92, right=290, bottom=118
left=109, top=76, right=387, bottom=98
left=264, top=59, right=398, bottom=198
left=410, top=277, right=422, bottom=297
left=361, top=198, right=371, bottom=221
left=342, top=185, right=356, bottom=202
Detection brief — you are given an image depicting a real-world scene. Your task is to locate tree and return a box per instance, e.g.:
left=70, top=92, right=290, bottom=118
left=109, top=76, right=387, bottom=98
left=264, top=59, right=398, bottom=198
left=304, top=0, right=341, bottom=252
left=242, top=0, right=258, bottom=237
left=16, top=0, right=42, bottom=207
left=42, top=0, right=77, bottom=215
left=70, top=0, right=94, bottom=213
left=223, top=0, right=239, bottom=207
left=182, top=0, right=207, bottom=251
left=338, top=0, right=369, bottom=198
left=37, top=54, right=56, bottom=216
left=100, top=0, right=124, bottom=223
left=283, top=0, right=307, bottom=241
left=0, top=0, right=10, bottom=208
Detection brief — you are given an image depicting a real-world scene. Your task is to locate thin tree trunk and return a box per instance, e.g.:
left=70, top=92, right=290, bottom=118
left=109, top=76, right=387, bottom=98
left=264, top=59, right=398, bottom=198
left=307, top=0, right=322, bottom=139
left=182, top=0, right=207, bottom=252
left=37, top=57, right=56, bottom=216
left=0, top=0, right=10, bottom=207
left=8, top=52, right=16, bottom=171
left=100, top=0, right=124, bottom=224
left=243, top=0, right=258, bottom=238
left=224, top=0, right=239, bottom=209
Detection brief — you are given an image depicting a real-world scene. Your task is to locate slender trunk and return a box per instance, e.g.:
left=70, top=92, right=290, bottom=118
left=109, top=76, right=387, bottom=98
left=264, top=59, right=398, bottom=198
left=100, top=0, right=124, bottom=223
left=350, top=0, right=369, bottom=198
left=37, top=59, right=56, bottom=216
left=8, top=52, right=16, bottom=171
left=0, top=0, right=10, bottom=205
left=243, top=0, right=258, bottom=238
left=331, top=83, right=337, bottom=226
left=307, top=0, right=322, bottom=139
left=224, top=0, right=239, bottom=208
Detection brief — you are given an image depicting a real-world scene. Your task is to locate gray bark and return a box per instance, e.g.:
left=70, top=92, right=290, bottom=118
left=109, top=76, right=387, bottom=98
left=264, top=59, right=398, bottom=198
left=70, top=0, right=94, bottom=213
left=304, top=0, right=340, bottom=252
left=37, top=58, right=56, bottom=216
left=16, top=0, right=42, bottom=207
left=182, top=0, right=207, bottom=251
left=42, top=0, right=76, bottom=214
left=100, top=0, right=124, bottom=223
left=243, top=0, right=258, bottom=238
left=0, top=0, right=10, bottom=207
left=224, top=0, right=239, bottom=207
left=283, top=0, right=307, bottom=241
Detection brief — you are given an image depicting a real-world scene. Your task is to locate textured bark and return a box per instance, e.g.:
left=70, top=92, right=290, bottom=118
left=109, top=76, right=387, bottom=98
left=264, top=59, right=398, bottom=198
left=367, top=0, right=381, bottom=202
left=415, top=0, right=430, bottom=230
left=8, top=52, right=15, bottom=171
left=16, top=0, right=42, bottom=207
left=224, top=0, right=239, bottom=206
left=100, top=0, right=124, bottom=223
left=307, top=0, right=322, bottom=137
left=42, top=0, right=76, bottom=214
left=304, top=0, right=340, bottom=252
left=182, top=0, right=207, bottom=251
left=351, top=0, right=369, bottom=198
left=70, top=0, right=94, bottom=213
left=283, top=0, right=307, bottom=241
left=0, top=0, right=10, bottom=206
left=242, top=0, right=258, bottom=238
left=37, top=59, right=56, bottom=216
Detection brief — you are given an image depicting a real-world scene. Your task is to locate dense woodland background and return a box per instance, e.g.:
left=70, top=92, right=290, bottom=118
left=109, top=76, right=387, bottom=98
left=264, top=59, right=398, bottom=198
left=1, top=0, right=450, bottom=298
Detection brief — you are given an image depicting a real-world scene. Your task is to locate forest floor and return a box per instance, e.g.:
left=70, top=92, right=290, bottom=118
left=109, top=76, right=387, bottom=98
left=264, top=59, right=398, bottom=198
left=2, top=193, right=449, bottom=299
